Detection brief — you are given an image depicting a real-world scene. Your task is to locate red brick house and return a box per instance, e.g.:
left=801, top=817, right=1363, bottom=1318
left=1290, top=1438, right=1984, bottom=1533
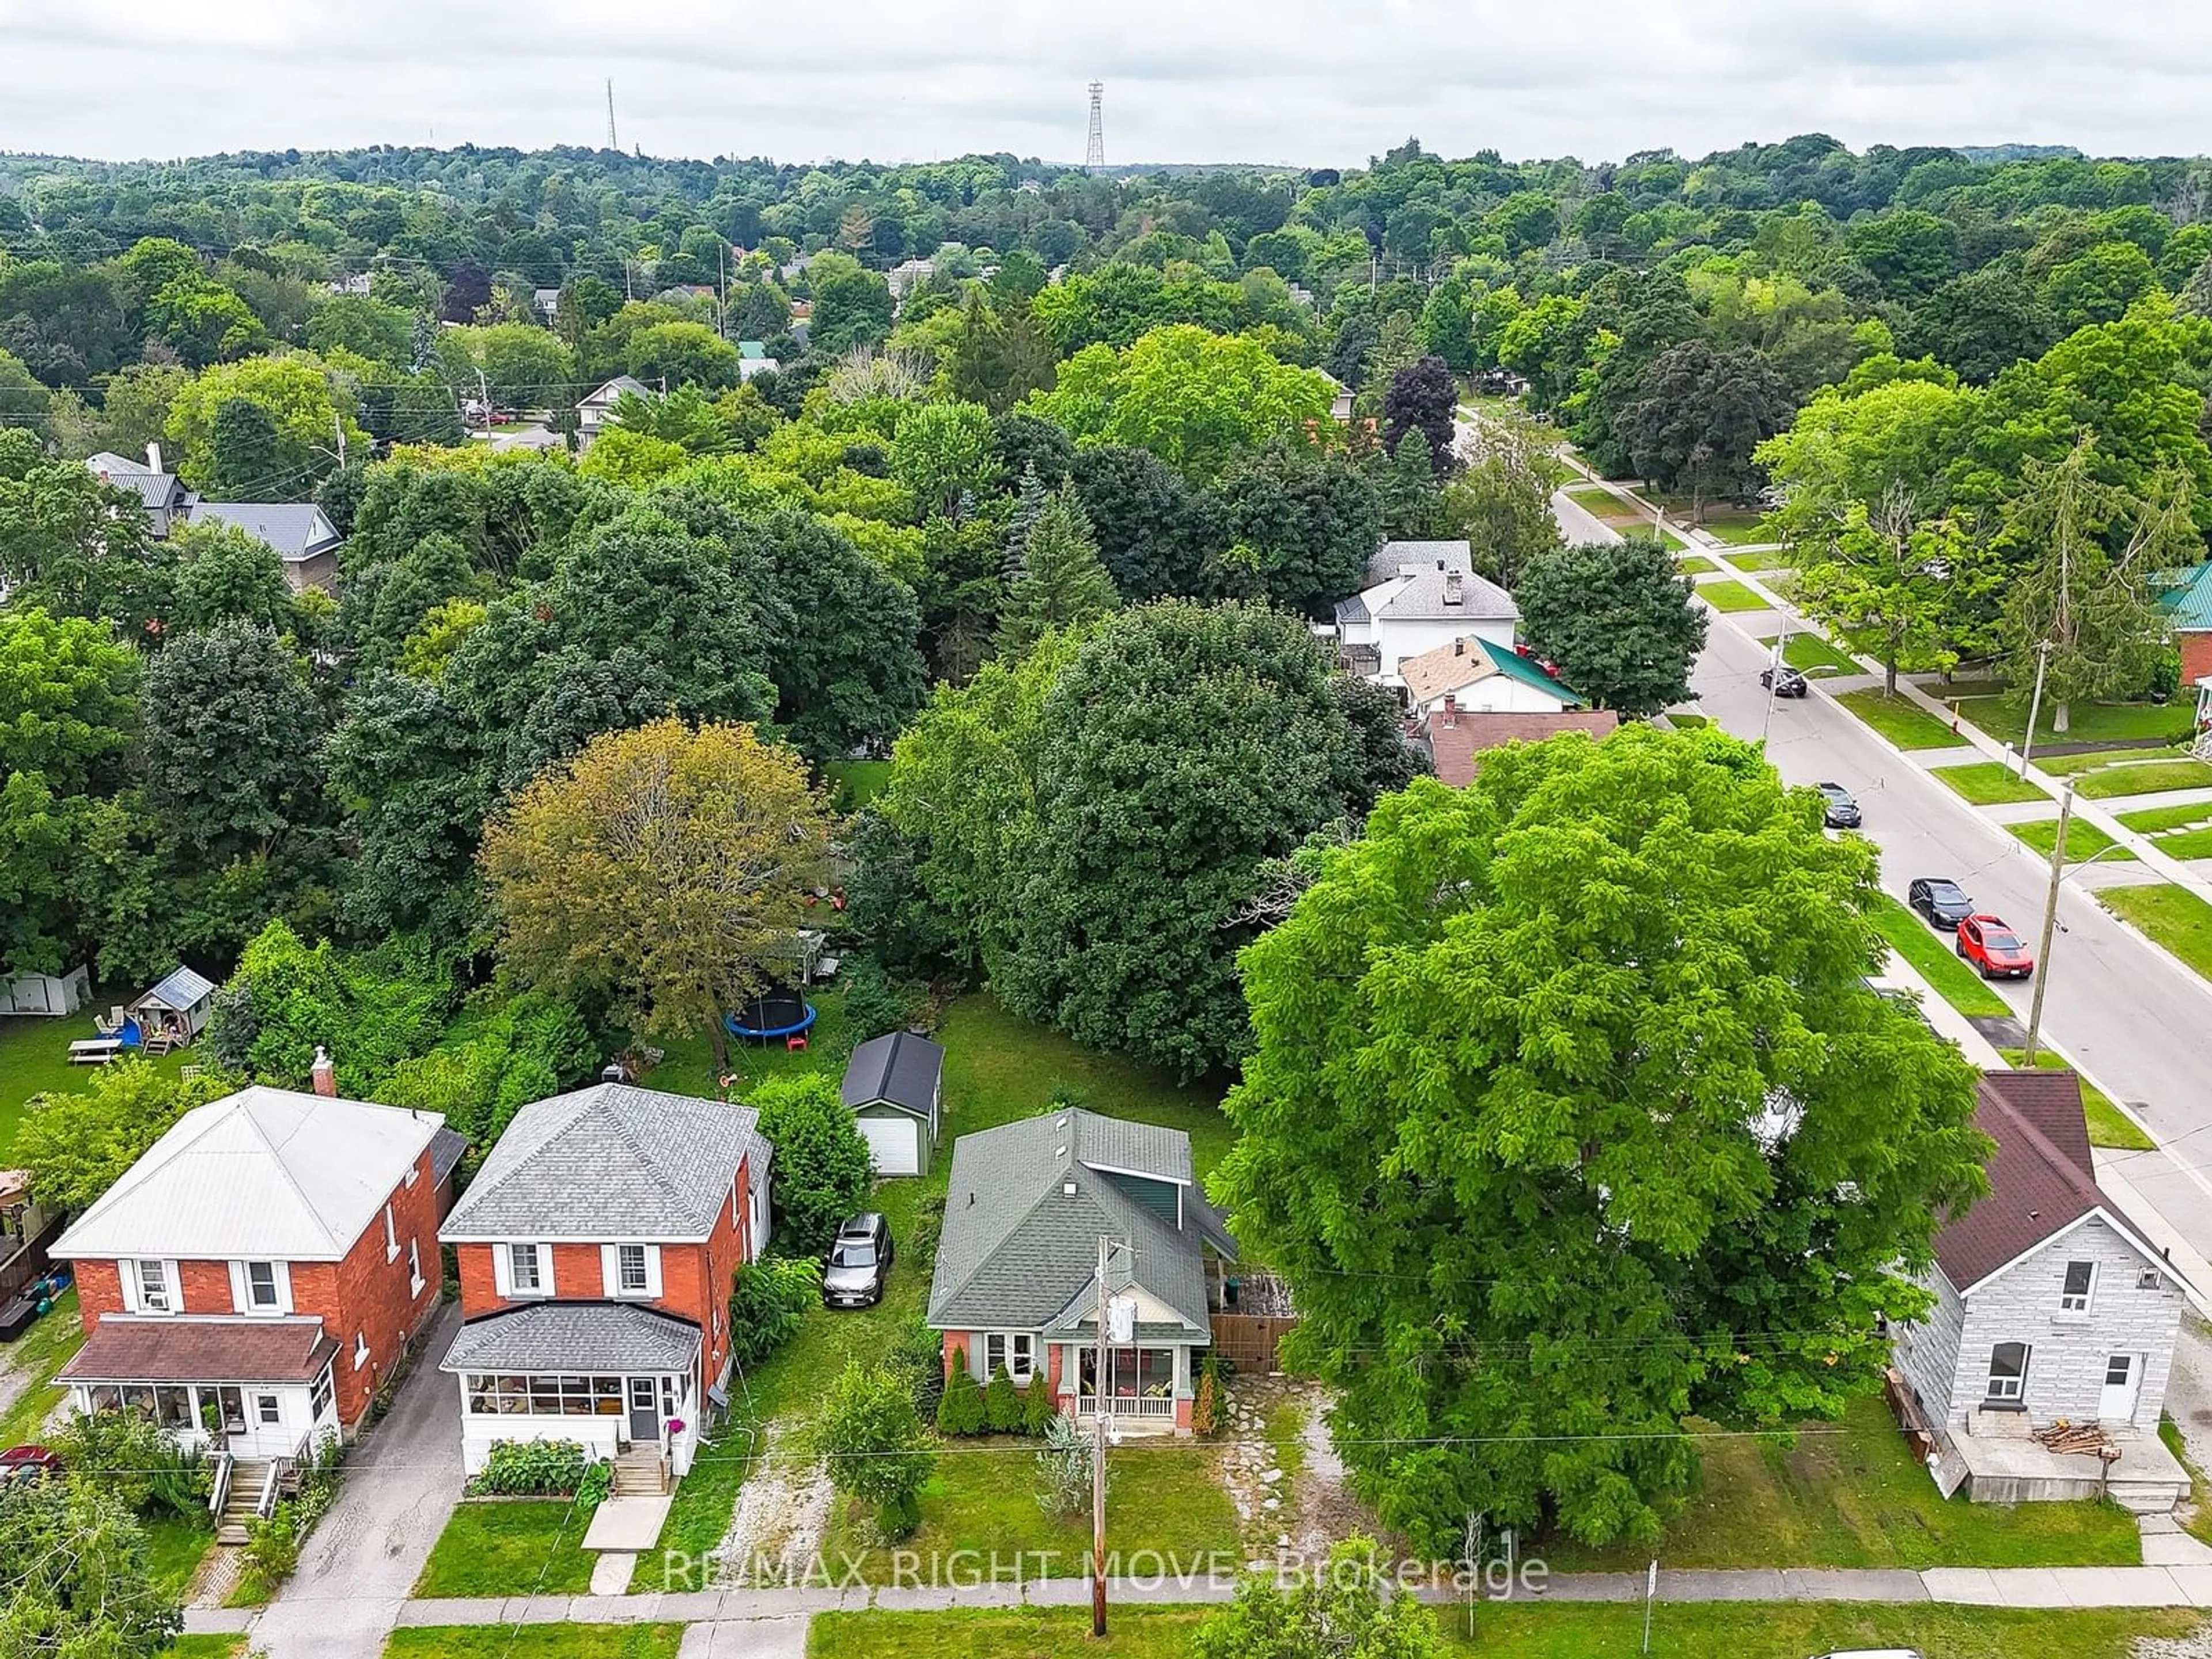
left=54, top=1084, right=449, bottom=1461
left=438, top=1083, right=770, bottom=1482
left=1421, top=707, right=1620, bottom=786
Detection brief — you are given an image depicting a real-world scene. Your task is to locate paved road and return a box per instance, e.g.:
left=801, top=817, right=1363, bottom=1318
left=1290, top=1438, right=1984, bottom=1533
left=1689, top=606, right=2212, bottom=1250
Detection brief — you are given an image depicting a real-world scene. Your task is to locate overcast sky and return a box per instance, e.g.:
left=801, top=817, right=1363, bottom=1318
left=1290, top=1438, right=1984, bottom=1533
left=3, top=0, right=2209, bottom=169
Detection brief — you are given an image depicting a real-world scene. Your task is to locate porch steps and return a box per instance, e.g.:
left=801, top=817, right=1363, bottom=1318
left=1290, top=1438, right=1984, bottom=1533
left=215, top=1459, right=272, bottom=1545
left=611, top=1449, right=669, bottom=1497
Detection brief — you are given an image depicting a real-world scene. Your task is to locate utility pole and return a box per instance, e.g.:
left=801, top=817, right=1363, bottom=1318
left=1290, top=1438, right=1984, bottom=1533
left=2019, top=641, right=2055, bottom=777
left=475, top=368, right=491, bottom=437
left=1762, top=625, right=1787, bottom=744
left=2022, top=782, right=2074, bottom=1066
left=333, top=414, right=346, bottom=470
left=1091, top=1234, right=1110, bottom=1638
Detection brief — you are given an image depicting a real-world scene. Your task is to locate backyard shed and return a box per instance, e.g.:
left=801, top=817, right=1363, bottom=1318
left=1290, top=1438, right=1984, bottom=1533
left=130, top=967, right=218, bottom=1041
left=1, top=965, right=90, bottom=1018
left=840, top=1031, right=944, bottom=1177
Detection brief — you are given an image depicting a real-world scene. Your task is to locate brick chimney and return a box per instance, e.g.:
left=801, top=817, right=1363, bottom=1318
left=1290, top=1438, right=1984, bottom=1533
left=1442, top=693, right=1458, bottom=728
left=1442, top=570, right=1464, bottom=607
left=1453, top=637, right=1466, bottom=657
left=311, top=1046, right=337, bottom=1097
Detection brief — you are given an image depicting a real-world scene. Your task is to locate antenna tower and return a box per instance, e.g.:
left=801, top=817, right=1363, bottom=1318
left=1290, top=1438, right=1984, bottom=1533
left=605, top=79, right=619, bottom=151
left=1085, top=82, right=1105, bottom=173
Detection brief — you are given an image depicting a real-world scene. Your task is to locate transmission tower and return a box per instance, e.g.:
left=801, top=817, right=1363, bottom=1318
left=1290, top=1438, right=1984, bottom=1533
left=1085, top=82, right=1105, bottom=173
left=605, top=79, right=619, bottom=151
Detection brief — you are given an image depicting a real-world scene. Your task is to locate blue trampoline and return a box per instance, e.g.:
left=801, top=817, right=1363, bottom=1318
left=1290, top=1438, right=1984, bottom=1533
left=725, top=987, right=817, bottom=1042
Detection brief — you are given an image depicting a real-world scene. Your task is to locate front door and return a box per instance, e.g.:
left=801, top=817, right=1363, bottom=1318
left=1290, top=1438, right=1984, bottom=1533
left=628, top=1378, right=658, bottom=1444
left=2100, top=1354, right=2143, bottom=1423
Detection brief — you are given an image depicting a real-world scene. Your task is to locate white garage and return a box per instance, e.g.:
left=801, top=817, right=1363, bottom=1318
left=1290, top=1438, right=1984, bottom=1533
left=841, top=1031, right=944, bottom=1179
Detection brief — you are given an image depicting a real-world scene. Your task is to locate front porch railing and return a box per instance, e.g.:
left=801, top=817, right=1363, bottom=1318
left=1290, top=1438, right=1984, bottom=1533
left=207, top=1451, right=233, bottom=1518
left=1078, top=1394, right=1177, bottom=1419
left=255, top=1460, right=285, bottom=1520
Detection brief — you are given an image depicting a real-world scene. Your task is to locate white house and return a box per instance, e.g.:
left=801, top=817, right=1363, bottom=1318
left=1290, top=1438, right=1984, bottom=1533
left=1328, top=541, right=1519, bottom=687
left=1891, top=1069, right=2191, bottom=1509
left=577, top=375, right=650, bottom=445
left=1396, top=634, right=1587, bottom=719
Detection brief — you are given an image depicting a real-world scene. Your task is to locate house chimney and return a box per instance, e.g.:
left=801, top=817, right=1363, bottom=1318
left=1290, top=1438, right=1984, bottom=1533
left=1442, top=694, right=1457, bottom=728
left=311, top=1046, right=336, bottom=1097
left=1442, top=571, right=1464, bottom=606
left=1453, top=638, right=1465, bottom=657
left=146, top=442, right=162, bottom=474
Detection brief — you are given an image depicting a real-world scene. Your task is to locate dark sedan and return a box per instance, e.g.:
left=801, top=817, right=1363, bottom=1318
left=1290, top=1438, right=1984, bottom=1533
left=1760, top=665, right=1809, bottom=698
left=1816, top=782, right=1862, bottom=829
left=1908, top=877, right=1975, bottom=930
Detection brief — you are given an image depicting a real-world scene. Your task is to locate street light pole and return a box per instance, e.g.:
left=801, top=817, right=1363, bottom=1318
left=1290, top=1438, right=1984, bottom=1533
left=1761, top=626, right=1789, bottom=745
left=2020, top=782, right=2134, bottom=1065
left=1091, top=1235, right=1109, bottom=1639
left=2019, top=642, right=2054, bottom=778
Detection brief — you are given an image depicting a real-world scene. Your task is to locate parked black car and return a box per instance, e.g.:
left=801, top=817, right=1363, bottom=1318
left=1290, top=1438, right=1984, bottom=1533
left=1908, top=877, right=1975, bottom=930
left=1761, top=665, right=1809, bottom=698
left=822, top=1213, right=893, bottom=1309
left=1817, top=782, right=1862, bottom=828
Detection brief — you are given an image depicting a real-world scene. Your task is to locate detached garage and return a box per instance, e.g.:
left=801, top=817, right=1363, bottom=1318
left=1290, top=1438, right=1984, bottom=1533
left=840, top=1031, right=944, bottom=1177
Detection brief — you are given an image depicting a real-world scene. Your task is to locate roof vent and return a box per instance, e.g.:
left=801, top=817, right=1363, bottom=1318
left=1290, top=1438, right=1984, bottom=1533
left=1055, top=1145, right=1066, bottom=1159
left=1062, top=1179, right=1078, bottom=1196
left=966, top=1191, right=975, bottom=1207
left=1453, top=638, right=1465, bottom=656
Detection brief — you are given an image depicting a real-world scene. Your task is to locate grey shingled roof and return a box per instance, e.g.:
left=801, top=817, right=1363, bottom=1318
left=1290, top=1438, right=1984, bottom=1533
left=430, top=1126, right=468, bottom=1189
left=841, top=1032, right=944, bottom=1126
left=927, top=1109, right=1233, bottom=1336
left=187, top=503, right=340, bottom=563
left=442, top=1083, right=764, bottom=1242
left=1367, top=539, right=1476, bottom=586
left=440, top=1302, right=702, bottom=1374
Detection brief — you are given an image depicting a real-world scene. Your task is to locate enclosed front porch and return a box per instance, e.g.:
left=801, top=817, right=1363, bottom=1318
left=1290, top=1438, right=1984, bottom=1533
left=441, top=1302, right=706, bottom=1480
left=1056, top=1339, right=1203, bottom=1434
left=56, top=1315, right=342, bottom=1462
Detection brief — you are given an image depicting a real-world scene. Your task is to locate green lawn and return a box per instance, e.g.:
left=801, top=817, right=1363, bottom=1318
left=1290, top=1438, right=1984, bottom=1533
left=1869, top=896, right=2013, bottom=1018
left=1945, top=696, right=2191, bottom=749
left=145, top=1514, right=217, bottom=1598
left=2075, top=759, right=2212, bottom=800
left=1695, top=578, right=1768, bottom=613
left=1725, top=548, right=1789, bottom=570
left=0, top=1288, right=88, bottom=1448
left=169, top=1640, right=247, bottom=1659
left=2007, top=816, right=2133, bottom=864
left=2099, top=884, right=2212, bottom=980
left=1675, top=556, right=1719, bottom=575
left=411, top=1499, right=597, bottom=1598
left=385, top=1629, right=684, bottom=1659
left=1546, top=1396, right=2137, bottom=1571
left=825, top=759, right=891, bottom=811
left=1755, top=631, right=1861, bottom=677
left=0, top=1015, right=192, bottom=1157
left=1835, top=690, right=1966, bottom=750
left=2119, top=802, right=2212, bottom=861
left=1930, top=762, right=2048, bottom=806
left=1998, top=1050, right=2156, bottom=1151
left=808, top=1604, right=2198, bottom=1659
left=632, top=991, right=1230, bottom=1593
left=2160, top=1415, right=2212, bottom=1548
left=819, top=1441, right=1239, bottom=1582
left=1699, top=515, right=1777, bottom=547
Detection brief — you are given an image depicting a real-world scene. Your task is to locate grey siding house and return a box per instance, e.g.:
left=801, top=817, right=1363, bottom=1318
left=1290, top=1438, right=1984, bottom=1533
left=927, top=1109, right=1236, bottom=1434
left=1891, top=1070, right=2190, bottom=1508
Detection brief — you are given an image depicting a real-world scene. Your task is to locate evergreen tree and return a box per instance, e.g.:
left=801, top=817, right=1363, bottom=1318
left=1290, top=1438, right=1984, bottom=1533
left=983, top=1363, right=1021, bottom=1433
left=995, top=484, right=1119, bottom=657
left=206, top=396, right=283, bottom=501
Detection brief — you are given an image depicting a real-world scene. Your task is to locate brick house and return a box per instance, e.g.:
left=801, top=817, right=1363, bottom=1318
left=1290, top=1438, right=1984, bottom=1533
left=438, top=1083, right=771, bottom=1481
left=1890, top=1070, right=2191, bottom=1508
left=2158, top=562, right=2212, bottom=688
left=927, top=1109, right=1237, bottom=1435
left=53, top=1084, right=448, bottom=1461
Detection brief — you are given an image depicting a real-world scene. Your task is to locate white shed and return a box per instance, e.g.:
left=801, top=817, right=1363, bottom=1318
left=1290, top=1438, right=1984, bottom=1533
left=1, top=965, right=91, bottom=1018
left=130, top=967, right=218, bottom=1041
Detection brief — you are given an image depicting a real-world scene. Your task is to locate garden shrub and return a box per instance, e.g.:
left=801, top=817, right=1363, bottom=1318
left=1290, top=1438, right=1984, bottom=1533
left=935, top=1349, right=985, bottom=1436
left=243, top=1504, right=301, bottom=1585
left=982, top=1363, right=1020, bottom=1433
left=748, top=1073, right=872, bottom=1255
left=1034, top=1412, right=1099, bottom=1518
left=727, top=1255, right=821, bottom=1372
left=1020, top=1373, right=1055, bottom=1437
left=470, top=1438, right=589, bottom=1496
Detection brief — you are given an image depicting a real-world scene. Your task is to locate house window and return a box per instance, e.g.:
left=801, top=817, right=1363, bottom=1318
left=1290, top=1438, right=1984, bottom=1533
left=310, top=1366, right=334, bottom=1421
left=1987, top=1342, right=2031, bottom=1402
left=354, top=1330, right=370, bottom=1370
left=2138, top=1268, right=2164, bottom=1291
left=984, top=1333, right=1036, bottom=1383
left=246, top=1262, right=281, bottom=1311
left=256, top=1395, right=282, bottom=1426
left=618, top=1245, right=650, bottom=1295
left=463, top=1374, right=624, bottom=1417
left=2106, top=1354, right=2134, bottom=1387
left=407, top=1239, right=423, bottom=1297
left=2060, top=1260, right=2094, bottom=1312
left=508, top=1243, right=543, bottom=1294
left=384, top=1203, right=400, bottom=1262
left=136, top=1259, right=171, bottom=1313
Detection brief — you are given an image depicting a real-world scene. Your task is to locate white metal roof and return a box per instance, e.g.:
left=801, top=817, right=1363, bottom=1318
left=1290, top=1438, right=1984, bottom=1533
left=54, top=1086, right=444, bottom=1263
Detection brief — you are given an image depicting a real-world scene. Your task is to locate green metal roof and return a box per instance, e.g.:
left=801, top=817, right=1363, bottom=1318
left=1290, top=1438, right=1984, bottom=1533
left=1483, top=641, right=1588, bottom=707
left=737, top=340, right=769, bottom=359
left=2160, top=562, right=2212, bottom=631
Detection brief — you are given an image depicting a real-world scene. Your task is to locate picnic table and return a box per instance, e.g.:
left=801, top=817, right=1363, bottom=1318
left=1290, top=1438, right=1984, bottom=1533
left=67, top=1038, right=122, bottom=1065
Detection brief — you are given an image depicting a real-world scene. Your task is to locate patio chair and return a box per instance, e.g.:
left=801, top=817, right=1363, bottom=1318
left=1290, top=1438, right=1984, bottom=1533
left=179, top=1065, right=202, bottom=1084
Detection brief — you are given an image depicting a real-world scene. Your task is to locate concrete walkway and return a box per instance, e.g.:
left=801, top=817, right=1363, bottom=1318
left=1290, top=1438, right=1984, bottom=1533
left=243, top=1305, right=465, bottom=1659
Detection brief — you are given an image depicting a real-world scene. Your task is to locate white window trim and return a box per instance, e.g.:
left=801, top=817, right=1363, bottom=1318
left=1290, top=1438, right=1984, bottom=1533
left=495, top=1241, right=554, bottom=1298
left=229, top=1259, right=293, bottom=1317
left=124, top=1258, right=180, bottom=1316
left=2059, top=1259, right=2096, bottom=1313
left=353, top=1330, right=370, bottom=1371
left=407, top=1238, right=424, bottom=1298
left=384, top=1203, right=401, bottom=1263
left=1987, top=1342, right=2031, bottom=1401
left=982, top=1331, right=1037, bottom=1385
left=601, top=1243, right=662, bottom=1300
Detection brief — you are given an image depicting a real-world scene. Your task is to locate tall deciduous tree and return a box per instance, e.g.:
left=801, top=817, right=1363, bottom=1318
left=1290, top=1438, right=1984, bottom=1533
left=889, top=401, right=1000, bottom=520
left=141, top=620, right=325, bottom=861
left=748, top=1073, right=874, bottom=1255
left=1612, top=341, right=1795, bottom=520
left=1191, top=1537, right=1441, bottom=1659
left=0, top=1474, right=184, bottom=1658
left=1442, top=411, right=1563, bottom=593
left=1212, top=731, right=1986, bottom=1553
left=1381, top=354, right=1458, bottom=474
left=815, top=1361, right=934, bottom=1540
left=480, top=719, right=831, bottom=1070
left=1515, top=537, right=1707, bottom=718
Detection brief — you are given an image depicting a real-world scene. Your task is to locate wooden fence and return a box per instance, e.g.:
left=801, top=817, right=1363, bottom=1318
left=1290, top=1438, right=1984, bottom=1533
left=1209, top=1313, right=1298, bottom=1374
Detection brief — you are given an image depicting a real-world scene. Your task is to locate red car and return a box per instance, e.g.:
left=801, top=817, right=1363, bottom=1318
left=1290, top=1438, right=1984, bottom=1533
left=1957, top=914, right=2035, bottom=979
left=0, top=1446, right=61, bottom=1486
